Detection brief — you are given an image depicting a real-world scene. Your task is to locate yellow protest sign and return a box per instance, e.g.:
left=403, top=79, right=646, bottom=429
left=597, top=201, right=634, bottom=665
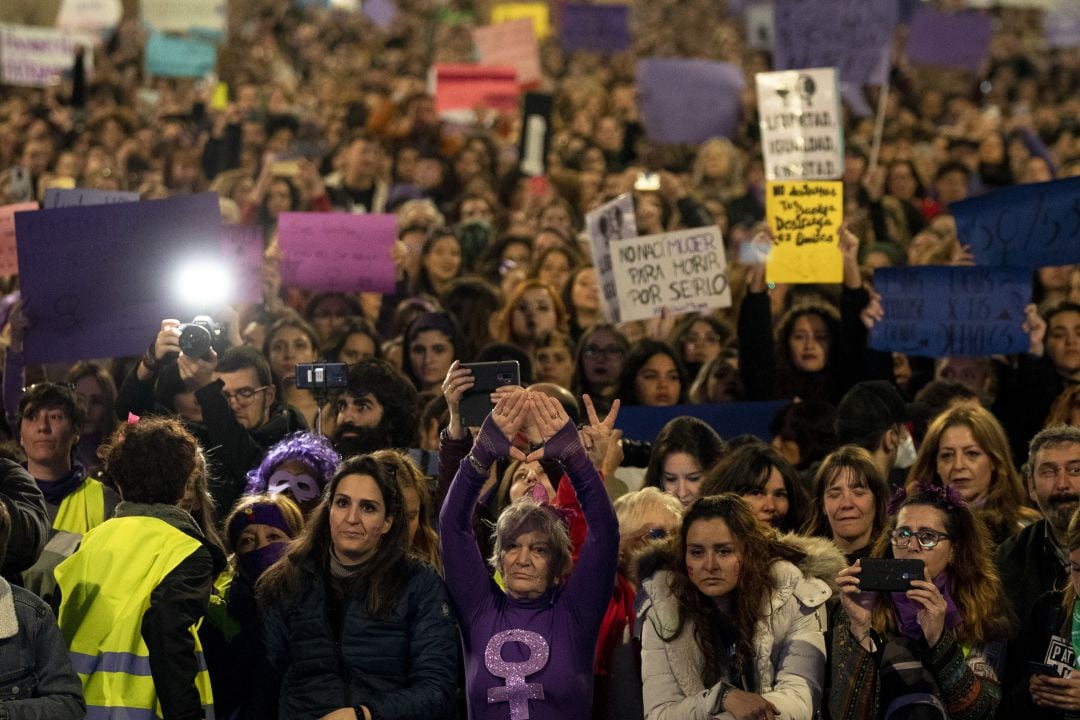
left=490, top=2, right=550, bottom=39
left=765, top=180, right=843, bottom=284
left=211, top=81, right=229, bottom=110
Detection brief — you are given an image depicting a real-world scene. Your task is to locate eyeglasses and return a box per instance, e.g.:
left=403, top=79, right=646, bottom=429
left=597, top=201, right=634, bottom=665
left=584, top=345, right=624, bottom=360
left=890, top=528, right=951, bottom=550
left=221, top=386, right=270, bottom=406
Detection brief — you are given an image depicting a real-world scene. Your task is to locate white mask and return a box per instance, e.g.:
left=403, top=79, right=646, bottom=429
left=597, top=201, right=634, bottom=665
left=895, top=430, right=918, bottom=469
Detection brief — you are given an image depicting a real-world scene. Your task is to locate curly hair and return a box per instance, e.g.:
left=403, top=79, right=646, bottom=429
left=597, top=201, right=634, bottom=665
left=245, top=432, right=340, bottom=496
left=340, top=359, right=419, bottom=449
left=102, top=417, right=199, bottom=505
left=772, top=300, right=842, bottom=400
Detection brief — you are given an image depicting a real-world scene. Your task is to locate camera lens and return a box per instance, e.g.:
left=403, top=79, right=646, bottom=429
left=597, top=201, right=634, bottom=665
left=179, top=324, right=212, bottom=358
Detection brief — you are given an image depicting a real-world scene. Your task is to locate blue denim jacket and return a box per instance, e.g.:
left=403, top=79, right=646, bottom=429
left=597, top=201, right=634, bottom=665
left=0, top=578, right=84, bottom=720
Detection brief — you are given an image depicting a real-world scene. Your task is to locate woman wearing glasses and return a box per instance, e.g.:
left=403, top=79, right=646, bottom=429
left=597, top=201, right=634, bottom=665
left=831, top=483, right=1014, bottom=720
left=572, top=324, right=630, bottom=414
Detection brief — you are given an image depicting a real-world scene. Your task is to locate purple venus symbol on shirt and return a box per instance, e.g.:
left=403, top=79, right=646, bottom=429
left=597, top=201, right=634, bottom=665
left=485, top=629, right=550, bottom=720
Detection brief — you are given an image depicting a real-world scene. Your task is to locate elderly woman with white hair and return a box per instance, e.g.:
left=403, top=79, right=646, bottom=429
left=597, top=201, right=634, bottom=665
left=439, top=388, right=619, bottom=720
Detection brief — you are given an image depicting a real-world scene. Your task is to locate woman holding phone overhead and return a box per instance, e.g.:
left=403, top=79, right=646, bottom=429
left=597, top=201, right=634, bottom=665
left=830, top=483, right=1014, bottom=720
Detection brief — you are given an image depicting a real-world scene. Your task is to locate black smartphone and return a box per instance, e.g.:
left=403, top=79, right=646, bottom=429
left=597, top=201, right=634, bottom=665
left=459, top=361, right=520, bottom=427
left=859, top=558, right=924, bottom=593
left=1028, top=661, right=1062, bottom=677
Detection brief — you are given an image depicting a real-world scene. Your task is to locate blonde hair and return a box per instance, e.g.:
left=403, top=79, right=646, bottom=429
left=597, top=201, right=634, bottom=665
left=613, top=486, right=683, bottom=536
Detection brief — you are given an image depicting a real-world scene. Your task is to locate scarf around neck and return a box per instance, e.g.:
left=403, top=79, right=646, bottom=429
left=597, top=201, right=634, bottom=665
left=891, top=571, right=962, bottom=642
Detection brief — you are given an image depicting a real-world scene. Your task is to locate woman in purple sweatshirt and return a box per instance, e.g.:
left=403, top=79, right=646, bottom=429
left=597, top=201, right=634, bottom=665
left=440, top=388, right=619, bottom=720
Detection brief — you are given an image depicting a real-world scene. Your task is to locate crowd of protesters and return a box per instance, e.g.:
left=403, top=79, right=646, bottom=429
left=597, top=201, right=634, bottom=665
left=0, top=0, right=1079, bottom=717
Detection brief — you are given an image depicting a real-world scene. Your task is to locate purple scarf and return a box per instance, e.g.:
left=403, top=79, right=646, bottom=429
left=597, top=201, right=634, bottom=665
left=891, top=572, right=962, bottom=642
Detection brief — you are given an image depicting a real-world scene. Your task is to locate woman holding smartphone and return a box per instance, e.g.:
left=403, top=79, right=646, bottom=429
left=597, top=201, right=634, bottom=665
left=831, top=483, right=1013, bottom=720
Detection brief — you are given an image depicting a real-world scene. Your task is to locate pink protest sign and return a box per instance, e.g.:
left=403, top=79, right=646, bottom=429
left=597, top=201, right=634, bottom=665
left=277, top=212, right=397, bottom=293
left=434, top=64, right=520, bottom=116
left=472, top=19, right=541, bottom=87
left=221, top=224, right=264, bottom=303
left=0, top=202, right=38, bottom=276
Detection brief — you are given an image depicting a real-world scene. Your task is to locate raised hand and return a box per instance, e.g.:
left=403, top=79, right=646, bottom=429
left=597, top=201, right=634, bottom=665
left=524, top=393, right=572, bottom=462
left=580, top=395, right=622, bottom=474
left=906, top=567, right=947, bottom=647
left=1023, top=303, right=1046, bottom=357
left=836, top=561, right=875, bottom=649
left=442, top=361, right=475, bottom=439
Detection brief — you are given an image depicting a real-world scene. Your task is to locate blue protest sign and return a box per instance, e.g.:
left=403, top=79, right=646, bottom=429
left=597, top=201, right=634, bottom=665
left=145, top=33, right=217, bottom=78
left=870, top=266, right=1031, bottom=358
left=14, top=193, right=223, bottom=364
left=43, top=188, right=138, bottom=208
left=560, top=4, right=631, bottom=53
left=952, top=176, right=1080, bottom=268
left=615, top=401, right=787, bottom=443
left=906, top=7, right=991, bottom=72
left=773, top=0, right=898, bottom=86
left=637, top=58, right=745, bottom=143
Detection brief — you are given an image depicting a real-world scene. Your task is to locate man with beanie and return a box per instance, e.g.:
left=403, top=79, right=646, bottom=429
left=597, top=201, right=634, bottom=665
left=834, top=380, right=918, bottom=490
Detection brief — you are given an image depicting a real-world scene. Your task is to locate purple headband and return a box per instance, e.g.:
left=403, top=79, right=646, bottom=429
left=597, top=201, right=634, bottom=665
left=227, top=503, right=295, bottom=551
left=888, top=481, right=967, bottom=516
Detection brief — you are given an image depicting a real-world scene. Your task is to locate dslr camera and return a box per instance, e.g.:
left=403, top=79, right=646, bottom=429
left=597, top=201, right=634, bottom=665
left=179, top=315, right=225, bottom=359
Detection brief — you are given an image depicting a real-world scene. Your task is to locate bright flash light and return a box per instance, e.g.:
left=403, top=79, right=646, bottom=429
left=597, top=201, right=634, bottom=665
left=174, top=259, right=233, bottom=310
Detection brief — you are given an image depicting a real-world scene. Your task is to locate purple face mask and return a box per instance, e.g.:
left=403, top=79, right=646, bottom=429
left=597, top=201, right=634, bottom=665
left=267, top=469, right=321, bottom=503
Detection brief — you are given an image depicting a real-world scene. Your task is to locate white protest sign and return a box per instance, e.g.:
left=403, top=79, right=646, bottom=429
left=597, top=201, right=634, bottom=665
left=140, top=0, right=226, bottom=35
left=610, top=225, right=731, bottom=323
left=746, top=3, right=774, bottom=50
left=585, top=193, right=637, bottom=324
left=756, top=67, right=843, bottom=181
left=56, top=0, right=122, bottom=40
left=0, top=24, right=94, bottom=88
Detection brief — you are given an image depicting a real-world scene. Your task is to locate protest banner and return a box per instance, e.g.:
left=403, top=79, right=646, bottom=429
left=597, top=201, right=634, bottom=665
left=559, top=4, right=631, bottom=53
left=765, top=181, right=843, bottom=284
left=278, top=213, right=397, bottom=294
left=1046, top=3, right=1080, bottom=49
left=221, top=225, right=264, bottom=304
left=772, top=0, right=897, bottom=87
left=490, top=2, right=550, bottom=39
left=472, top=19, right=540, bottom=87
left=637, top=58, right=745, bottom=143
left=363, top=0, right=397, bottom=28
left=616, top=400, right=787, bottom=443
left=951, top=176, right=1080, bottom=268
left=14, top=193, right=223, bottom=364
left=43, top=188, right=138, bottom=208
left=56, top=0, right=121, bottom=40
left=432, top=64, right=519, bottom=119
left=145, top=33, right=217, bottom=78
left=141, top=0, right=225, bottom=35
left=756, top=67, right=843, bottom=181
left=585, top=193, right=638, bottom=324
left=609, top=225, right=731, bottom=323
left=0, top=24, right=94, bottom=88
left=870, top=266, right=1031, bottom=357
left=906, top=7, right=991, bottom=72
left=746, top=3, right=774, bottom=50
left=0, top=202, right=37, bottom=276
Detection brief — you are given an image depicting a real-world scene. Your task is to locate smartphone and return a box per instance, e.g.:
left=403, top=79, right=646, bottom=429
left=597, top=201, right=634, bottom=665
left=1028, top=661, right=1062, bottom=677
left=859, top=558, right=924, bottom=593
left=459, top=361, right=521, bottom=427
left=295, top=362, right=348, bottom=390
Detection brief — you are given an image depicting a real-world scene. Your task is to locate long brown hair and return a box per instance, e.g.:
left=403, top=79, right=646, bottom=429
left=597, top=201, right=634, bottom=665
left=803, top=445, right=889, bottom=544
left=371, top=449, right=441, bottom=570
left=667, top=494, right=806, bottom=688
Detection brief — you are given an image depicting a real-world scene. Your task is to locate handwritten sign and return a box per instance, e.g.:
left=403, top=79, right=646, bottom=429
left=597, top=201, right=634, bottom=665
left=145, top=32, right=217, bottom=78
left=870, top=267, right=1031, bottom=358
left=43, top=188, right=138, bottom=208
left=765, top=181, right=843, bottom=284
left=757, top=67, right=842, bottom=181
left=637, top=58, right=745, bottom=143
left=952, top=176, right=1080, bottom=268
left=141, top=0, right=226, bottom=35
left=610, top=225, right=731, bottom=323
left=490, top=2, right=550, bottom=39
left=278, top=213, right=397, bottom=294
left=0, top=202, right=37, bottom=276
left=433, top=64, right=520, bottom=119
left=472, top=19, right=540, bottom=87
left=906, top=7, right=991, bottom=72
left=586, top=193, right=638, bottom=324
left=14, top=193, right=223, bottom=364
left=0, top=24, right=95, bottom=88
left=221, top=225, right=263, bottom=304
left=772, top=0, right=897, bottom=87
left=559, top=4, right=631, bottom=53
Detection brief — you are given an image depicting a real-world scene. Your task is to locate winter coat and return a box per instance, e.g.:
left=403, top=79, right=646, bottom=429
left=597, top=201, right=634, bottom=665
left=638, top=534, right=846, bottom=720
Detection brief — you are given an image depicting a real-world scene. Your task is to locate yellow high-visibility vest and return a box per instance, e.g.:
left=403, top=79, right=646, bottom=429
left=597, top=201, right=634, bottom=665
left=55, top=515, right=215, bottom=720
left=52, top=476, right=105, bottom=535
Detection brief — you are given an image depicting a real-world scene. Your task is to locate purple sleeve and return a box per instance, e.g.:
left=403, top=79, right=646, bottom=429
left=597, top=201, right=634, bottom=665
left=438, top=456, right=495, bottom=620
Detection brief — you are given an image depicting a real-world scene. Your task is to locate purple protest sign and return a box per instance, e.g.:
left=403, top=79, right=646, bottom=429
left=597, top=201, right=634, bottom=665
left=906, top=7, right=991, bottom=72
left=222, top=224, right=264, bottom=304
left=773, top=0, right=898, bottom=87
left=277, top=212, right=397, bottom=294
left=559, top=4, right=631, bottom=53
left=363, top=0, right=397, bottom=29
left=637, top=58, right=745, bottom=144
left=14, top=193, right=222, bottom=364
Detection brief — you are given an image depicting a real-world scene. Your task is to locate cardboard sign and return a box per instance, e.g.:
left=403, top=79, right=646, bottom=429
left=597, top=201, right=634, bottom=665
left=490, top=2, right=550, bottom=39
left=765, top=181, right=843, bottom=284
left=559, top=4, right=631, bottom=53
left=609, top=225, right=731, bottom=323
left=870, top=266, right=1031, bottom=357
left=0, top=24, right=95, bottom=88
left=43, top=188, right=138, bottom=208
left=757, top=67, right=843, bottom=181
left=432, top=64, right=519, bottom=119
left=0, top=202, right=37, bottom=276
left=221, top=224, right=263, bottom=304
left=772, top=0, right=897, bottom=87
left=141, top=0, right=225, bottom=35
left=906, top=7, right=991, bottom=72
left=277, top=212, right=397, bottom=294
left=585, top=193, right=638, bottom=324
left=14, top=193, right=223, bottom=364
left=952, top=176, right=1080, bottom=268
left=472, top=19, right=541, bottom=87
left=637, top=58, right=745, bottom=143
left=615, top=400, right=788, bottom=443
left=145, top=33, right=217, bottom=78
